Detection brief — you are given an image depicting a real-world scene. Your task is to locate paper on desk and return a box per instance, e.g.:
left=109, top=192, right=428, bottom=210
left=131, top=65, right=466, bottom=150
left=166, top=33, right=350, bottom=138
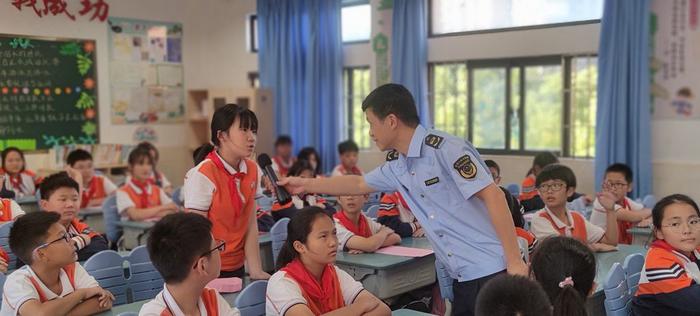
left=207, top=277, right=243, bottom=293
left=375, top=246, right=434, bottom=257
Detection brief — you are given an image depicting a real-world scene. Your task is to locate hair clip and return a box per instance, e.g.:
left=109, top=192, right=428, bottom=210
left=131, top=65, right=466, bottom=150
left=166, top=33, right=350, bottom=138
left=558, top=276, right=574, bottom=288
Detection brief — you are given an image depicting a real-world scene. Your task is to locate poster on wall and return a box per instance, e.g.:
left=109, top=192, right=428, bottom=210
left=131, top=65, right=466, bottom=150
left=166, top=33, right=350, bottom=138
left=108, top=17, right=184, bottom=124
left=651, top=0, right=700, bottom=119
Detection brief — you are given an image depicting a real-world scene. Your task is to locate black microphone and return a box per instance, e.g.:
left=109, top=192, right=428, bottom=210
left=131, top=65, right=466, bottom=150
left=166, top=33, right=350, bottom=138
left=257, top=154, right=292, bottom=205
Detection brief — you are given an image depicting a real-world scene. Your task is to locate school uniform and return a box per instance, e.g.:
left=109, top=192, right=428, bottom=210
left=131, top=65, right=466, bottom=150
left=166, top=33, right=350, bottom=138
left=0, top=198, right=24, bottom=222
left=126, top=171, right=172, bottom=191
left=519, top=174, right=537, bottom=202
left=515, top=227, right=537, bottom=257
left=266, top=259, right=364, bottom=316
left=270, top=194, right=328, bottom=221
left=330, top=164, right=363, bottom=177
left=530, top=207, right=605, bottom=245
left=333, top=211, right=384, bottom=251
left=590, top=197, right=645, bottom=244
left=67, top=218, right=108, bottom=262
left=184, top=151, right=260, bottom=276
left=116, top=179, right=172, bottom=221
left=0, top=263, right=98, bottom=316
left=80, top=175, right=117, bottom=209
left=0, top=170, right=37, bottom=198
left=139, top=286, right=239, bottom=316
left=377, top=192, right=418, bottom=238
left=632, top=240, right=700, bottom=315
left=271, top=156, right=295, bottom=177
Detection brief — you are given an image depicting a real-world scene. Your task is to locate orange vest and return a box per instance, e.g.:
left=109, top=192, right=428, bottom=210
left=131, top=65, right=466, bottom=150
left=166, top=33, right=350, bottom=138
left=28, top=263, right=77, bottom=303
left=70, top=218, right=99, bottom=238
left=81, top=176, right=107, bottom=209
left=519, top=175, right=538, bottom=201
left=539, top=211, right=588, bottom=243
left=159, top=288, right=220, bottom=316
left=196, top=158, right=258, bottom=271
left=616, top=199, right=634, bottom=244
left=515, top=227, right=537, bottom=254
left=0, top=198, right=13, bottom=222
left=120, top=183, right=162, bottom=209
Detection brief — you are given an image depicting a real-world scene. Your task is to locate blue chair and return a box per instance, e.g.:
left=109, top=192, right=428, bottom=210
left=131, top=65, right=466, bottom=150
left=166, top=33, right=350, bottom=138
left=365, top=204, right=380, bottom=218
left=126, top=245, right=164, bottom=302
left=367, top=192, right=381, bottom=204
left=0, top=271, right=6, bottom=305
left=604, top=263, right=631, bottom=316
left=234, top=280, right=268, bottom=316
left=102, top=195, right=122, bottom=246
left=84, top=250, right=129, bottom=305
left=642, top=195, right=656, bottom=209
left=506, top=183, right=520, bottom=197
left=171, top=186, right=184, bottom=206
left=623, top=253, right=645, bottom=295
left=256, top=195, right=274, bottom=211
left=271, top=218, right=290, bottom=267
left=0, top=222, right=17, bottom=270
left=568, top=196, right=587, bottom=214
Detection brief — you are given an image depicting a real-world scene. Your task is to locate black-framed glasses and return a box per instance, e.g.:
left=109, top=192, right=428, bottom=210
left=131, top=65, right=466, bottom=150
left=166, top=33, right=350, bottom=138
left=32, top=232, right=71, bottom=254
left=603, top=181, right=628, bottom=190
left=537, top=182, right=566, bottom=193
left=200, top=239, right=226, bottom=258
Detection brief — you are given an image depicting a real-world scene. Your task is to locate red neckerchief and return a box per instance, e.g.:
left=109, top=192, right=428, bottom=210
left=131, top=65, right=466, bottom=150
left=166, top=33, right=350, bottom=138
left=206, top=151, right=244, bottom=217
left=8, top=173, right=21, bottom=191
left=281, top=259, right=344, bottom=315
left=130, top=178, right=151, bottom=208
left=334, top=211, right=371, bottom=237
left=81, top=177, right=98, bottom=208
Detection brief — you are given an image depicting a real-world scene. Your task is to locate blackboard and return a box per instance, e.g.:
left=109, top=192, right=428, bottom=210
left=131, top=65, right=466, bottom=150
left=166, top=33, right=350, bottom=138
left=0, top=35, right=99, bottom=150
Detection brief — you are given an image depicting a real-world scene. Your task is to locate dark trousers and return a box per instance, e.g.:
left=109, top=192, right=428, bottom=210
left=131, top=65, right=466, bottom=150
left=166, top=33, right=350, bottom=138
left=452, top=270, right=506, bottom=316
left=219, top=266, right=245, bottom=278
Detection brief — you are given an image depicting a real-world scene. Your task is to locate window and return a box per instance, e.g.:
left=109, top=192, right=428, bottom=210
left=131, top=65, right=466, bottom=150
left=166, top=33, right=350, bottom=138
left=431, top=0, right=603, bottom=35
left=343, top=67, right=372, bottom=149
left=429, top=55, right=598, bottom=158
left=342, top=3, right=371, bottom=42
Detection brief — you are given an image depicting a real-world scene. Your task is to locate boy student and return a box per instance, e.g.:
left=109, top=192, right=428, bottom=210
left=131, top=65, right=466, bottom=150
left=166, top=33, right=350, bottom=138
left=272, top=135, right=295, bottom=177
left=331, top=140, right=363, bottom=177
left=1, top=212, right=114, bottom=316
left=139, top=213, right=240, bottom=316
left=519, top=154, right=591, bottom=212
left=65, top=149, right=117, bottom=209
left=529, top=164, right=619, bottom=252
left=590, top=163, right=652, bottom=244
left=39, top=172, right=108, bottom=262
left=334, top=194, right=401, bottom=253
left=377, top=192, right=424, bottom=238
left=280, top=83, right=527, bottom=315
left=117, top=148, right=178, bottom=221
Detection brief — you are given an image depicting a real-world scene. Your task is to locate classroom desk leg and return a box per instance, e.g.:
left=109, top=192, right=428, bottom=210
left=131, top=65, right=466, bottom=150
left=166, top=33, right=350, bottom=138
left=586, top=291, right=606, bottom=316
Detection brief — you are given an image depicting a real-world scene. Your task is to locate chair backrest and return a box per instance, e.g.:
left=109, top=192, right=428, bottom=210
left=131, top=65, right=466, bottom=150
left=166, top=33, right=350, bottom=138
left=125, top=245, right=164, bottom=303
left=506, top=183, right=520, bottom=197
left=256, top=195, right=274, bottom=211
left=367, top=192, right=381, bottom=204
left=102, top=195, right=122, bottom=244
left=642, top=195, right=656, bottom=209
left=365, top=204, right=380, bottom=218
left=604, top=263, right=631, bottom=316
left=83, top=250, right=129, bottom=305
left=171, top=186, right=184, bottom=206
left=435, top=260, right=454, bottom=302
left=35, top=189, right=41, bottom=208
left=271, top=218, right=290, bottom=267
left=0, top=221, right=18, bottom=270
left=0, top=270, right=7, bottom=305
left=517, top=236, right=529, bottom=263
left=568, top=196, right=587, bottom=213
left=623, top=253, right=645, bottom=295
left=234, top=280, right=268, bottom=316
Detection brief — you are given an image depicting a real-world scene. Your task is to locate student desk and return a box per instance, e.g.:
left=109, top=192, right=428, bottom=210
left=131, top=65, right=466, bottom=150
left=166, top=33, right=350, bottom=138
left=118, top=221, right=155, bottom=250
left=392, top=309, right=435, bottom=316
left=79, top=206, right=105, bottom=233
left=627, top=226, right=653, bottom=247
left=335, top=237, right=436, bottom=300
left=15, top=195, right=39, bottom=213
left=587, top=244, right=646, bottom=316
left=258, top=233, right=274, bottom=272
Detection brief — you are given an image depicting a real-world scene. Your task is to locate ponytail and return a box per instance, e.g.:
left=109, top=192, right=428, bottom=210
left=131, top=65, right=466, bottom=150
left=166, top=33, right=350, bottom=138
left=552, top=283, right=587, bottom=316
left=193, top=144, right=215, bottom=166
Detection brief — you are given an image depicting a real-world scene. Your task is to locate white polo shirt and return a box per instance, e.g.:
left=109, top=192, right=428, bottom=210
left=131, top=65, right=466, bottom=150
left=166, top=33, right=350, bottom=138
left=334, top=215, right=383, bottom=251
left=139, top=285, right=239, bottom=316
left=530, top=207, right=605, bottom=244
left=590, top=197, right=645, bottom=230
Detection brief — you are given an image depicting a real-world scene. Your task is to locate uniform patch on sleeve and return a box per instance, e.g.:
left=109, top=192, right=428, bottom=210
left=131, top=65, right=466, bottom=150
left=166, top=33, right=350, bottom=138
left=424, top=134, right=444, bottom=149
left=453, top=155, right=478, bottom=180
left=386, top=150, right=399, bottom=161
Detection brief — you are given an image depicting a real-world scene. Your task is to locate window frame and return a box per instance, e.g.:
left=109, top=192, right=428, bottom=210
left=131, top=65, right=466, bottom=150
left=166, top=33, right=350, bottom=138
left=341, top=0, right=372, bottom=44
left=343, top=66, right=372, bottom=149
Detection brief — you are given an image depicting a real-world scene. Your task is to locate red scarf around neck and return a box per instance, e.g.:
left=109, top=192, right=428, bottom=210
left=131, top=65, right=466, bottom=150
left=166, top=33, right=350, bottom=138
left=281, top=259, right=345, bottom=315
left=81, top=177, right=98, bottom=208
left=334, top=211, right=371, bottom=238
left=206, top=151, right=244, bottom=217
left=130, top=178, right=152, bottom=208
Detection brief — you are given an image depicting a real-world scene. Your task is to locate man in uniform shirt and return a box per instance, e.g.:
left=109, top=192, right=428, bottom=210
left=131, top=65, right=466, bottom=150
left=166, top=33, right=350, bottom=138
left=280, top=84, right=527, bottom=316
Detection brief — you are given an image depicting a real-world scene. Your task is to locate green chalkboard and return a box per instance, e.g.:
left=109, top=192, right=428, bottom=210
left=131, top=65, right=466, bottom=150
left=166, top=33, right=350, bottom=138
left=0, top=35, right=99, bottom=151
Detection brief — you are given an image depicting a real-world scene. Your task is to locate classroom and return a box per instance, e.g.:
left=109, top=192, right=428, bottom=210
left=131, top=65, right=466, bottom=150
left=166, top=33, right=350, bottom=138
left=0, top=0, right=697, bottom=315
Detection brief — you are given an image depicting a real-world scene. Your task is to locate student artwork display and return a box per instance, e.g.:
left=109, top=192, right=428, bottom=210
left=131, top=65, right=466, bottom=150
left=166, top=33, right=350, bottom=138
left=651, top=0, right=700, bottom=120
left=108, top=17, right=185, bottom=125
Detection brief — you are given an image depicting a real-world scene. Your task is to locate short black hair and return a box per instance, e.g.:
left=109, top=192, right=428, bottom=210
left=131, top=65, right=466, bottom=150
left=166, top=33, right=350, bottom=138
left=536, top=164, right=577, bottom=189
left=66, top=149, right=93, bottom=166
left=128, top=147, right=154, bottom=166
left=297, top=147, right=322, bottom=175
left=338, top=140, right=359, bottom=155
left=605, top=163, right=633, bottom=183
left=39, top=172, right=79, bottom=200
left=288, top=160, right=315, bottom=177
left=476, top=274, right=552, bottom=316
left=275, top=135, right=292, bottom=147
left=485, top=159, right=500, bottom=176
left=10, top=212, right=61, bottom=265
left=533, top=152, right=559, bottom=169
left=361, top=83, right=420, bottom=128
left=148, top=213, right=214, bottom=284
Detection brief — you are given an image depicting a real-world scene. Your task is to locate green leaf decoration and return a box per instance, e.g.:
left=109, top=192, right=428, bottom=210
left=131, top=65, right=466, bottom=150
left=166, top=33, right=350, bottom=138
left=59, top=42, right=81, bottom=56
left=79, top=135, right=96, bottom=144
left=77, top=54, right=92, bottom=76
left=76, top=92, right=95, bottom=109
left=42, top=135, right=61, bottom=147
left=81, top=122, right=97, bottom=136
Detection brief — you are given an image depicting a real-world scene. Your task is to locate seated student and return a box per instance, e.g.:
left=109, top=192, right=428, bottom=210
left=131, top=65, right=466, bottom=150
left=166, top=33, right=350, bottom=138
left=334, top=194, right=401, bottom=253
left=530, top=236, right=596, bottom=316
left=519, top=153, right=590, bottom=213
left=377, top=192, right=423, bottom=238
left=0, top=147, right=39, bottom=198
left=632, top=194, right=700, bottom=315
left=270, top=160, right=332, bottom=221
left=266, top=207, right=390, bottom=316
left=0, top=195, right=25, bottom=222
left=297, top=147, right=323, bottom=177
left=529, top=164, right=619, bottom=252
left=134, top=141, right=174, bottom=196
left=590, top=163, right=652, bottom=244
left=331, top=140, right=363, bottom=177
left=475, top=274, right=552, bottom=316
left=272, top=135, right=295, bottom=177
left=140, top=213, right=240, bottom=316
left=1, top=212, right=114, bottom=315
left=118, top=148, right=178, bottom=222
left=39, top=172, right=108, bottom=262
left=65, top=149, right=117, bottom=209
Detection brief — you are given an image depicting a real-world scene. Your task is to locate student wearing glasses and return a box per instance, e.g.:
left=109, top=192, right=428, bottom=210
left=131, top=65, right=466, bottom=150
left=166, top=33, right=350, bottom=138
left=1, top=212, right=114, bottom=316
left=139, top=213, right=241, bottom=316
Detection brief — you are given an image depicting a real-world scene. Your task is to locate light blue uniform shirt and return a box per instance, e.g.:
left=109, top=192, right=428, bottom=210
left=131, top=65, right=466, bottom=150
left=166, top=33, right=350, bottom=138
left=364, top=125, right=505, bottom=281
